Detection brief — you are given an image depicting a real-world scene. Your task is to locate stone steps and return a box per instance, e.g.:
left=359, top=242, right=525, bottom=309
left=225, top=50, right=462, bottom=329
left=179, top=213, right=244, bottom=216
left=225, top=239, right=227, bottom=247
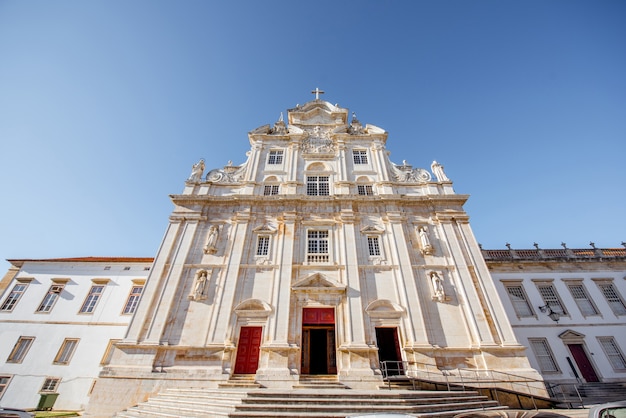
left=115, top=387, right=507, bottom=418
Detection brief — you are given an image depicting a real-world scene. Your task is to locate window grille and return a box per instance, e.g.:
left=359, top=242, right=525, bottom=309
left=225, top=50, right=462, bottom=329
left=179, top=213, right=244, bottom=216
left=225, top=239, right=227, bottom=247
left=268, top=150, right=283, bottom=165
left=598, top=337, right=626, bottom=370
left=307, top=230, right=329, bottom=263
left=353, top=150, right=368, bottom=164
left=122, top=286, right=143, bottom=315
left=505, top=285, right=534, bottom=317
left=7, top=337, right=34, bottom=363
left=367, top=236, right=381, bottom=256
left=599, top=283, right=626, bottom=315
left=264, top=185, right=279, bottom=196
left=537, top=284, right=567, bottom=315
left=54, top=339, right=79, bottom=365
left=306, top=176, right=329, bottom=196
left=256, top=236, right=270, bottom=256
left=79, top=285, right=105, bottom=313
left=357, top=185, right=373, bottom=196
left=568, top=284, right=599, bottom=316
left=0, top=283, right=28, bottom=311
left=529, top=338, right=559, bottom=372
left=41, top=377, right=60, bottom=393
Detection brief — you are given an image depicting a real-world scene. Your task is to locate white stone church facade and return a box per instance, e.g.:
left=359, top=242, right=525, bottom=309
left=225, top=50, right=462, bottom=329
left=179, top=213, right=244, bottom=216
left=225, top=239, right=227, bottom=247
left=84, top=96, right=542, bottom=415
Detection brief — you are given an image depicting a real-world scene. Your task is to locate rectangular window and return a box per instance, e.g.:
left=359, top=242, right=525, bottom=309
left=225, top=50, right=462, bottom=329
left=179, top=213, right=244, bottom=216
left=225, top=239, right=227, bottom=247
left=598, top=337, right=626, bottom=370
left=529, top=338, right=560, bottom=373
left=36, top=284, right=64, bottom=313
left=0, top=283, right=28, bottom=312
left=367, top=236, right=381, bottom=256
left=306, top=176, right=329, bottom=196
left=40, top=377, right=60, bottom=393
left=122, top=285, right=143, bottom=315
left=263, top=185, right=279, bottom=196
left=353, top=150, right=368, bottom=164
left=537, top=284, right=567, bottom=315
left=598, top=283, right=626, bottom=315
left=53, top=339, right=79, bottom=365
left=307, top=230, right=329, bottom=263
left=6, top=337, right=34, bottom=363
left=256, top=236, right=270, bottom=256
left=79, top=285, right=105, bottom=313
left=505, top=285, right=534, bottom=318
left=357, top=185, right=373, bottom=196
left=0, top=375, right=11, bottom=399
left=568, top=284, right=599, bottom=316
left=100, top=339, right=121, bottom=366
left=267, top=150, right=283, bottom=165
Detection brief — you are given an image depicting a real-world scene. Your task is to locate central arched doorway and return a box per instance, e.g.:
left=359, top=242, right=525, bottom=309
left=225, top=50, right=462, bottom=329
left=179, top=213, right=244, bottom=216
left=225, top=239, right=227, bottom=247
left=301, top=307, right=337, bottom=375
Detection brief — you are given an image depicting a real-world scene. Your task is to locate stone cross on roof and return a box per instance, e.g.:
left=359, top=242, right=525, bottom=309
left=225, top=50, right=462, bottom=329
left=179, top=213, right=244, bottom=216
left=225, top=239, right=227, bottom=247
left=311, top=87, right=325, bottom=100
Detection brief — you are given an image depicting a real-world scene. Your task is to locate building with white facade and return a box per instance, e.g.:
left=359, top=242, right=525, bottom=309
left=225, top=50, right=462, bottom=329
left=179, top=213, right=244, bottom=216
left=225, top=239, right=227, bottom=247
left=485, top=246, right=626, bottom=386
left=84, top=95, right=543, bottom=416
left=0, top=257, right=152, bottom=410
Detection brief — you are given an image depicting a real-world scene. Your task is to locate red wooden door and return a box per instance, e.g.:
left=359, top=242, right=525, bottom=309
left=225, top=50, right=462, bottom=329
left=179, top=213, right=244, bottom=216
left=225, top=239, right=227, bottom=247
left=569, top=344, right=599, bottom=382
left=234, top=326, right=262, bottom=374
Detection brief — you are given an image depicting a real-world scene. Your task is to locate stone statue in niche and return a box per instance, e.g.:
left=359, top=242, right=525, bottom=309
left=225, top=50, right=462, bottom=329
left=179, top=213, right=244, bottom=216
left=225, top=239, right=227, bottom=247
left=418, top=226, right=434, bottom=255
left=429, top=271, right=447, bottom=302
left=189, top=270, right=208, bottom=301
left=431, top=160, right=450, bottom=182
left=188, top=159, right=205, bottom=182
left=204, top=225, right=219, bottom=254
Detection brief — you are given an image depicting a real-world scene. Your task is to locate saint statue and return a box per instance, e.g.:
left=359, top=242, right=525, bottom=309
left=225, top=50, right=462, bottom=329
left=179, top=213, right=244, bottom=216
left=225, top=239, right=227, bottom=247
left=189, top=270, right=208, bottom=301
left=204, top=225, right=219, bottom=254
left=430, top=271, right=445, bottom=301
left=431, top=160, right=449, bottom=182
left=188, top=159, right=205, bottom=182
left=418, top=226, right=434, bottom=255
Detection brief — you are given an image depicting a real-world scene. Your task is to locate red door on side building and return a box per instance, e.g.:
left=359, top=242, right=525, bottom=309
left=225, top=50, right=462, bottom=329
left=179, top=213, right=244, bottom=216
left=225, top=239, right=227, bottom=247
left=568, top=344, right=599, bottom=382
left=234, top=326, right=262, bottom=374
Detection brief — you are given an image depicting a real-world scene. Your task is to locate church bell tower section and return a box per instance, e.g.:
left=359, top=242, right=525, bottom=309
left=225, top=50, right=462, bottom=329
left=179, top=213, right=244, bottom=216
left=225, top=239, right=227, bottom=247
left=87, top=93, right=543, bottom=416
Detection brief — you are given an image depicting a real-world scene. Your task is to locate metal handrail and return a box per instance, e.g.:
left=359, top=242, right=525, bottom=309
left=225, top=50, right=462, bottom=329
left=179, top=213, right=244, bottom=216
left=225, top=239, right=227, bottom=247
left=379, top=360, right=583, bottom=409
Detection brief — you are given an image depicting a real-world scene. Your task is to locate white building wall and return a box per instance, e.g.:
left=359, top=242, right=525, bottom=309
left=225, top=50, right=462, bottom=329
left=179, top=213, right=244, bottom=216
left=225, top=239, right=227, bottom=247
left=0, top=258, right=151, bottom=410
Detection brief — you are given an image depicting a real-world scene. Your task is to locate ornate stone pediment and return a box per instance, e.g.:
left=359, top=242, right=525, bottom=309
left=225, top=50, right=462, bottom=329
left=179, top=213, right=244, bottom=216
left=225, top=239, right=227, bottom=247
left=206, top=160, right=248, bottom=184
left=365, top=299, right=405, bottom=319
left=234, top=298, right=273, bottom=318
left=360, top=225, right=384, bottom=235
left=292, top=273, right=345, bottom=291
left=287, top=101, right=348, bottom=127
left=253, top=224, right=277, bottom=234
left=558, top=330, right=586, bottom=343
left=389, top=160, right=432, bottom=184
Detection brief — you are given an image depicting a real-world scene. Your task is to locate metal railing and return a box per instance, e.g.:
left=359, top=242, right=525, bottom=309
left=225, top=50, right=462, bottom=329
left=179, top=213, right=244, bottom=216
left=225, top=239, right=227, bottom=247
left=379, top=360, right=584, bottom=409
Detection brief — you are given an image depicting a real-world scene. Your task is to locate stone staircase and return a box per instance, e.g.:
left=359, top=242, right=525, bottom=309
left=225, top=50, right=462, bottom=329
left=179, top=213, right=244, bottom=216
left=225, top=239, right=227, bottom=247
left=115, top=387, right=507, bottom=418
left=576, top=382, right=626, bottom=405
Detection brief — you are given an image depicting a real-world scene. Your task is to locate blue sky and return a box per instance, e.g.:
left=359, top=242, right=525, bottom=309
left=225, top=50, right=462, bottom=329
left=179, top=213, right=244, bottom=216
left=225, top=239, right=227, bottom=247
left=1, top=1, right=625, bottom=272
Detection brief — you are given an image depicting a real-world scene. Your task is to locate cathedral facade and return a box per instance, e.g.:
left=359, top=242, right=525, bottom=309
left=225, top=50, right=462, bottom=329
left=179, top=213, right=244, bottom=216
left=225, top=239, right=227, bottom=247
left=85, top=95, right=542, bottom=415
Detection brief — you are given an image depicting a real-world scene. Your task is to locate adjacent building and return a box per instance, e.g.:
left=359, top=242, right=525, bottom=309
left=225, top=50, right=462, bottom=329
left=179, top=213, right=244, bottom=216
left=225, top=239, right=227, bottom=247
left=485, top=246, right=626, bottom=386
left=0, top=257, right=152, bottom=410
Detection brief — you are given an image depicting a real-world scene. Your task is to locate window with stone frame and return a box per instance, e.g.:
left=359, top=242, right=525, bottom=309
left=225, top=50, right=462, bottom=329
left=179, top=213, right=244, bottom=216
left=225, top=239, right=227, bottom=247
left=6, top=336, right=34, bottom=363
left=307, top=230, right=329, bottom=263
left=36, top=282, right=66, bottom=313
left=0, top=375, right=12, bottom=399
left=256, top=236, right=270, bottom=256
left=267, top=150, right=284, bottom=165
left=537, top=284, right=567, bottom=316
left=79, top=284, right=105, bottom=314
left=598, top=337, right=626, bottom=370
left=53, top=338, right=79, bottom=365
left=40, top=377, right=60, bottom=393
left=352, top=149, right=368, bottom=165
left=567, top=283, right=599, bottom=316
left=263, top=184, right=279, bottom=196
left=528, top=338, right=560, bottom=373
left=357, top=184, right=374, bottom=196
left=122, top=285, right=143, bottom=315
left=504, top=284, right=534, bottom=318
left=306, top=176, right=329, bottom=196
left=597, top=282, right=626, bottom=315
left=0, top=282, right=29, bottom=312
left=367, top=236, right=381, bottom=256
